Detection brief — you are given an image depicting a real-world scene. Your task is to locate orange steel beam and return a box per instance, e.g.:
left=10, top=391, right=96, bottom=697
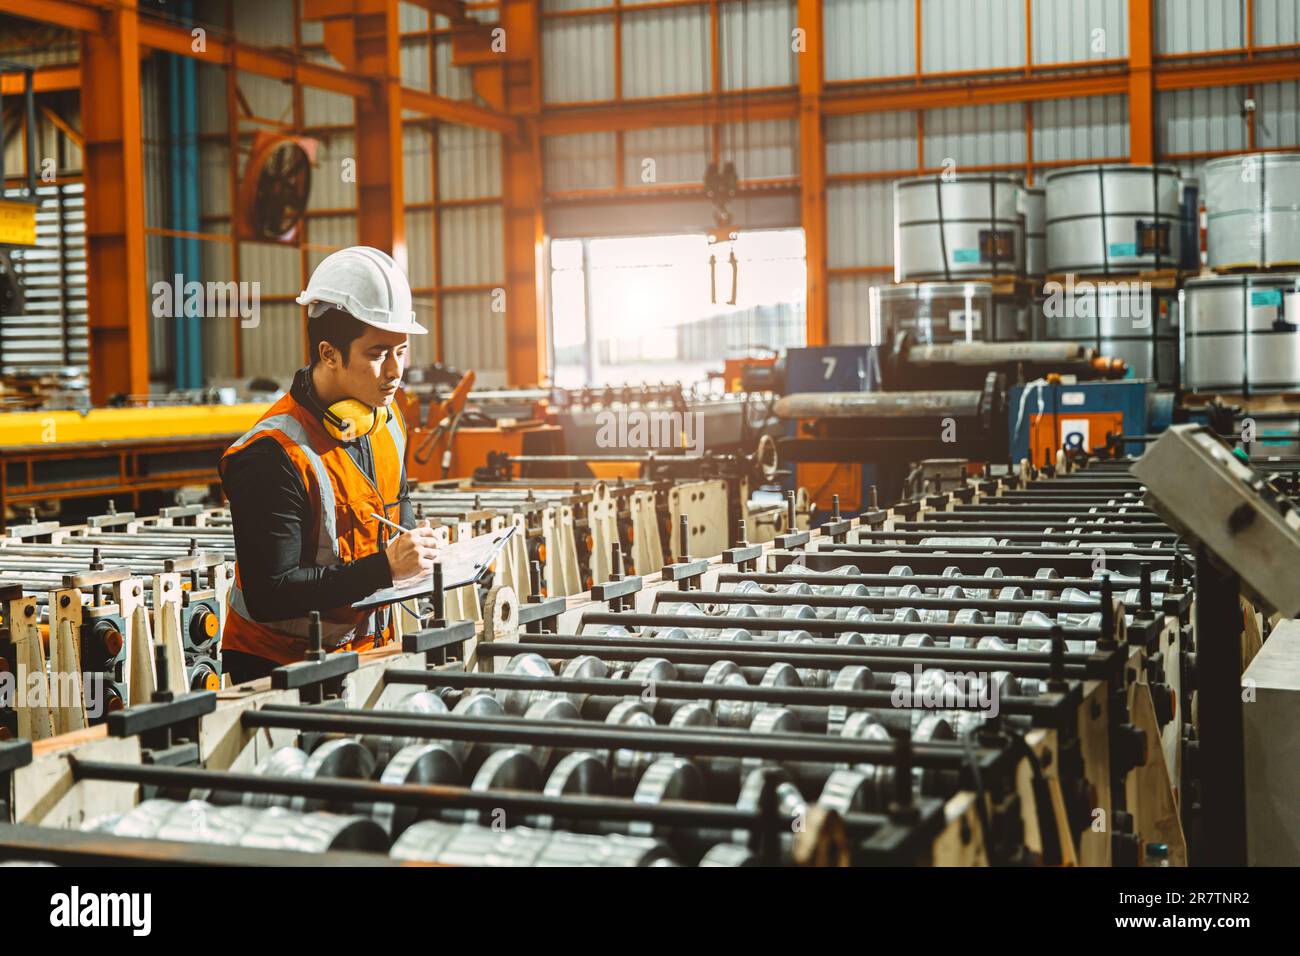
left=1024, top=101, right=1034, bottom=184
left=352, top=1, right=408, bottom=269
left=545, top=178, right=798, bottom=203
left=0, top=0, right=99, bottom=31
left=0, top=65, right=80, bottom=95
left=428, top=33, right=444, bottom=364
left=500, top=0, right=546, bottom=386
left=39, top=104, right=83, bottom=149
left=914, top=0, right=922, bottom=80
left=401, top=87, right=519, bottom=134
left=541, top=91, right=797, bottom=134
left=81, top=1, right=149, bottom=404
left=540, top=73, right=1129, bottom=136
left=294, top=1, right=311, bottom=366
left=539, top=51, right=1298, bottom=137
left=136, top=20, right=366, bottom=97
left=1129, top=0, right=1155, bottom=163
left=797, top=0, right=827, bottom=347
left=0, top=0, right=512, bottom=132
left=1024, top=0, right=1032, bottom=74
left=825, top=71, right=1129, bottom=113
left=1154, top=53, right=1300, bottom=90
left=409, top=0, right=473, bottom=19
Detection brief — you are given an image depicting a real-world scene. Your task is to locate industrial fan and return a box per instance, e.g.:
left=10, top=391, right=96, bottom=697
left=236, top=132, right=317, bottom=243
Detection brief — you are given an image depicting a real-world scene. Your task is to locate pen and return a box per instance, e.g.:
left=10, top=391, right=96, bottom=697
left=371, top=512, right=407, bottom=536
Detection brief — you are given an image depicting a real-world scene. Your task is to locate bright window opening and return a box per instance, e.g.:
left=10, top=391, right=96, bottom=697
left=550, top=228, right=807, bottom=388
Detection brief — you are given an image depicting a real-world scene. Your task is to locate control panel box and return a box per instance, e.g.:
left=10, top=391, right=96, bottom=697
left=1133, top=424, right=1300, bottom=616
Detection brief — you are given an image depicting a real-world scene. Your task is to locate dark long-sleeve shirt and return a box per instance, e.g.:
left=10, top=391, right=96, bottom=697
left=221, top=369, right=413, bottom=623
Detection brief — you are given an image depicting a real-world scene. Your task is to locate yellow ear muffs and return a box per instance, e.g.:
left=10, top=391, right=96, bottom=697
left=323, top=399, right=388, bottom=441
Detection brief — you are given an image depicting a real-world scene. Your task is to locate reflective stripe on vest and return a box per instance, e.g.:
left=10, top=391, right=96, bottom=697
left=385, top=407, right=406, bottom=465
left=231, top=412, right=339, bottom=565
left=226, top=581, right=374, bottom=647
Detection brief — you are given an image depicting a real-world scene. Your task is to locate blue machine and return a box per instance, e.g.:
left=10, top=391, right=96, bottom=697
left=782, top=346, right=881, bottom=515
left=783, top=346, right=880, bottom=394
left=1008, top=379, right=1175, bottom=464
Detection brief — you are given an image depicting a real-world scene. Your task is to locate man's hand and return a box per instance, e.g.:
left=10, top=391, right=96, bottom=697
left=386, top=522, right=441, bottom=582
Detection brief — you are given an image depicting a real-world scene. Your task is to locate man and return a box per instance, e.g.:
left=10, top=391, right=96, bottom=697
left=220, top=246, right=441, bottom=683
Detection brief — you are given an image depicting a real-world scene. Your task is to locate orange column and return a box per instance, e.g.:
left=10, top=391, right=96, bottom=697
left=798, top=0, right=827, bottom=346
left=81, top=0, right=149, bottom=404
left=1129, top=0, right=1155, bottom=163
left=501, top=0, right=546, bottom=386
left=354, top=0, right=407, bottom=269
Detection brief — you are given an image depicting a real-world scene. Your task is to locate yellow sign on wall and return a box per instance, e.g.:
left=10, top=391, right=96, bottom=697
left=0, top=199, right=38, bottom=246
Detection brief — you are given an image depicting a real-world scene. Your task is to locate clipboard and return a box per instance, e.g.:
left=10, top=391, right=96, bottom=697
left=351, top=526, right=515, bottom=612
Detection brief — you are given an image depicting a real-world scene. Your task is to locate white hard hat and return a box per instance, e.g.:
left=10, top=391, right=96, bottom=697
left=296, top=246, right=427, bottom=335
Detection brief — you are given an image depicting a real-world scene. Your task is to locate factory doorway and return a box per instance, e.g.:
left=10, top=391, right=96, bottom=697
left=549, top=228, right=807, bottom=389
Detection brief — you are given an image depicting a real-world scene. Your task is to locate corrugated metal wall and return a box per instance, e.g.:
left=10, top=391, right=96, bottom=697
left=726, top=119, right=800, bottom=179
left=622, top=7, right=710, bottom=98
left=1257, top=80, right=1300, bottom=147
left=1160, top=87, right=1249, bottom=156
left=1256, top=0, right=1300, bottom=44
left=829, top=275, right=877, bottom=346
left=827, top=113, right=917, bottom=173
left=1153, top=0, right=1300, bottom=54
left=825, top=0, right=914, bottom=80
left=1033, top=95, right=1129, bottom=162
left=922, top=0, right=1026, bottom=72
left=543, top=133, right=619, bottom=192
left=1156, top=0, right=1244, bottom=54
left=924, top=103, right=1027, bottom=166
left=442, top=292, right=506, bottom=387
left=720, top=0, right=798, bottom=90
left=827, top=181, right=894, bottom=270
left=543, top=15, right=615, bottom=103
left=623, top=126, right=711, bottom=186
left=1033, top=0, right=1128, bottom=61
left=439, top=125, right=503, bottom=200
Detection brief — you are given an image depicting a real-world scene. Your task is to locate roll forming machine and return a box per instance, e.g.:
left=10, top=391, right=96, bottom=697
left=3, top=445, right=1254, bottom=868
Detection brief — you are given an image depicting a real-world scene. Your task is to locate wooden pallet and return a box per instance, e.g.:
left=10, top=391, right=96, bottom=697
left=1043, top=268, right=1184, bottom=291
left=1181, top=391, right=1300, bottom=411
left=1212, top=262, right=1300, bottom=275
left=919, top=274, right=1039, bottom=297
left=903, top=273, right=1037, bottom=296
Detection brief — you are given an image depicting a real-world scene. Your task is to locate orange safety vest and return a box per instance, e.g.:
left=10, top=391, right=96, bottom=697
left=220, top=391, right=407, bottom=665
